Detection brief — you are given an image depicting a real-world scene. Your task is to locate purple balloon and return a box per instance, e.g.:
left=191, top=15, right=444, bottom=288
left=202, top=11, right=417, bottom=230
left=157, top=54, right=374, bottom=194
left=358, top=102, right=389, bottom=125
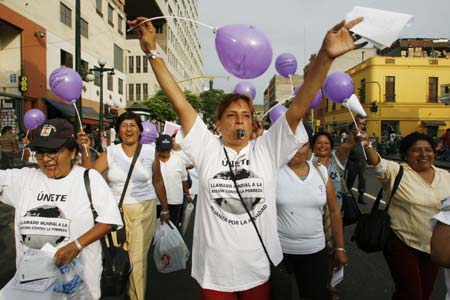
left=293, top=83, right=323, bottom=109
left=275, top=53, right=298, bottom=78
left=323, top=72, right=354, bottom=103
left=23, top=109, right=45, bottom=130
left=215, top=24, right=273, bottom=79
left=269, top=104, right=287, bottom=124
left=49, top=67, right=83, bottom=103
left=234, top=81, right=256, bottom=100
left=140, top=122, right=158, bottom=144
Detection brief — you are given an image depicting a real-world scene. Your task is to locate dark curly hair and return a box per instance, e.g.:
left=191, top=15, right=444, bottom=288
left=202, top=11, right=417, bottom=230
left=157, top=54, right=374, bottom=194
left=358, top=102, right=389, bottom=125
left=310, top=131, right=334, bottom=149
left=115, top=111, right=143, bottom=133
left=216, top=93, right=254, bottom=121
left=399, top=131, right=435, bottom=161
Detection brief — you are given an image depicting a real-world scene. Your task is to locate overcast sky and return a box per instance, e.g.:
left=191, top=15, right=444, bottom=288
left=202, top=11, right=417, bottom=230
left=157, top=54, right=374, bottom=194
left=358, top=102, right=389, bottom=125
left=197, top=0, right=450, bottom=104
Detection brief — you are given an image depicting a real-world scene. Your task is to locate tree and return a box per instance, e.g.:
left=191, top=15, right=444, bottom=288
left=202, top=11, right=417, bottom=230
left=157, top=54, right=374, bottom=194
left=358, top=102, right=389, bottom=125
left=200, top=88, right=225, bottom=128
left=142, top=89, right=203, bottom=122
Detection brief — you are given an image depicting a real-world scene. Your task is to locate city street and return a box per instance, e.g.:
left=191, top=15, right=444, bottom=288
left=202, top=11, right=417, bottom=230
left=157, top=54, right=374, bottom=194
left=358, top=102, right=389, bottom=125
left=0, top=164, right=448, bottom=299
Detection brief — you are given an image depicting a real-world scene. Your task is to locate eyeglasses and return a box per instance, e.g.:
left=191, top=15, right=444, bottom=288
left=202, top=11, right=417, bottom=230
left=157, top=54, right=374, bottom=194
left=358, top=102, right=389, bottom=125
left=120, top=123, right=138, bottom=129
left=34, top=150, right=62, bottom=161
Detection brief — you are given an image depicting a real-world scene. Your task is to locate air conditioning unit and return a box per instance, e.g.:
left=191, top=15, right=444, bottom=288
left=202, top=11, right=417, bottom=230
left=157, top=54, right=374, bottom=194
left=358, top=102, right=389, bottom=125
left=439, top=84, right=450, bottom=104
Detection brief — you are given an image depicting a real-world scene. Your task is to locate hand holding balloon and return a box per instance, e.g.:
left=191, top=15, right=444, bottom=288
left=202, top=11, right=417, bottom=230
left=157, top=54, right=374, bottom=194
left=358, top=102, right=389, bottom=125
left=127, top=17, right=158, bottom=55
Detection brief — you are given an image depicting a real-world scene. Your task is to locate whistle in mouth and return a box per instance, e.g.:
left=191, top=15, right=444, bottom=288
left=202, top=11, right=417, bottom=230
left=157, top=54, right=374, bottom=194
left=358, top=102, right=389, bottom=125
left=237, top=130, right=245, bottom=139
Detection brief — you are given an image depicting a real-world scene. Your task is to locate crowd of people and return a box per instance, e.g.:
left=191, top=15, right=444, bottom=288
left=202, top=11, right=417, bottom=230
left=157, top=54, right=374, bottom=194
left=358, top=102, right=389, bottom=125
left=0, top=14, right=450, bottom=300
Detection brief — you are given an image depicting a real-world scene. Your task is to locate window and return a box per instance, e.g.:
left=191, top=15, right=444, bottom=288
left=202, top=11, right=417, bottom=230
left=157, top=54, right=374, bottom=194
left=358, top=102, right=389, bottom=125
left=136, top=84, right=141, bottom=101
left=80, top=18, right=89, bottom=38
left=60, top=50, right=73, bottom=68
left=107, top=74, right=113, bottom=91
left=428, top=77, right=438, bottom=103
left=114, top=44, right=123, bottom=72
left=143, top=83, right=148, bottom=100
left=60, top=2, right=72, bottom=27
left=385, top=76, right=396, bottom=102
left=136, top=56, right=141, bottom=73
left=128, top=56, right=134, bottom=73
left=128, top=84, right=134, bottom=101
left=118, top=78, right=123, bottom=95
left=96, top=0, right=102, bottom=16
left=108, top=4, right=114, bottom=26
left=81, top=60, right=89, bottom=81
left=117, top=14, right=123, bottom=35
left=359, top=79, right=366, bottom=103
left=143, top=56, right=148, bottom=73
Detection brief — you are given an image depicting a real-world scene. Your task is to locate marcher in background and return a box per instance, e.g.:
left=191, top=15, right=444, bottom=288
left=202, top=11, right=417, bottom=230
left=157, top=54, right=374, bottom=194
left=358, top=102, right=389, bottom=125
left=0, top=119, right=122, bottom=300
left=128, top=14, right=364, bottom=299
left=440, top=128, right=450, bottom=161
left=364, top=131, right=450, bottom=300
left=345, top=118, right=368, bottom=205
left=430, top=196, right=450, bottom=300
left=156, top=134, right=191, bottom=228
left=78, top=111, right=169, bottom=300
left=0, top=126, right=18, bottom=169
left=277, top=136, right=347, bottom=300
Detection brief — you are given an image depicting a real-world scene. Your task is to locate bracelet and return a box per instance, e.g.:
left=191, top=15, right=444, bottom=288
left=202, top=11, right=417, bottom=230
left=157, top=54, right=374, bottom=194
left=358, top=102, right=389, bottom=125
left=335, top=247, right=346, bottom=253
left=74, top=239, right=83, bottom=251
left=160, top=210, right=170, bottom=216
left=146, top=49, right=163, bottom=60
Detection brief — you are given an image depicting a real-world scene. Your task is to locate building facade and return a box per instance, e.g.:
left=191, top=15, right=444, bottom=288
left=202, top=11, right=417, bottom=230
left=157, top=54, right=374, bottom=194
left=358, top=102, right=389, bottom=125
left=323, top=39, right=450, bottom=139
left=125, top=0, right=203, bottom=107
left=263, top=74, right=303, bottom=112
left=0, top=0, right=128, bottom=133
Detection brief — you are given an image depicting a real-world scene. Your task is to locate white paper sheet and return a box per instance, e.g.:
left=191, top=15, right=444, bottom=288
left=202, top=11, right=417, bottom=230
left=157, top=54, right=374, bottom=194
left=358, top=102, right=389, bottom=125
left=163, top=121, right=181, bottom=136
left=345, top=6, right=414, bottom=48
left=18, top=247, right=57, bottom=283
left=330, top=267, right=344, bottom=287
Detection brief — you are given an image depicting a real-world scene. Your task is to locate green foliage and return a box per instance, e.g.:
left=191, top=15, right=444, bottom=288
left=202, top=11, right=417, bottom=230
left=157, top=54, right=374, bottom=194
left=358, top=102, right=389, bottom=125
left=200, top=88, right=225, bottom=128
left=142, top=89, right=203, bottom=122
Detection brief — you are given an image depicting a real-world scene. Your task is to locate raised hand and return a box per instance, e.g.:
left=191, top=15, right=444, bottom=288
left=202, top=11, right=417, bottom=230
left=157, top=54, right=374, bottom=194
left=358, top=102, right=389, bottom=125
left=321, top=17, right=366, bottom=60
left=127, top=17, right=157, bottom=54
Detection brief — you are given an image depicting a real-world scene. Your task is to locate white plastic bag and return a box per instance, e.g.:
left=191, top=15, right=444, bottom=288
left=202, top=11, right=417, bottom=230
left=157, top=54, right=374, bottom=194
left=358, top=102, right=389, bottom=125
left=153, top=221, right=190, bottom=273
left=181, top=202, right=195, bottom=235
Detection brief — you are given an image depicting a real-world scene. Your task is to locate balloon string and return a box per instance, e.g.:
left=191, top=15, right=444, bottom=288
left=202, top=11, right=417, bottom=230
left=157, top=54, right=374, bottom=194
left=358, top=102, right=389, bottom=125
left=127, top=16, right=216, bottom=33
left=21, top=129, right=29, bottom=161
left=73, top=103, right=89, bottom=157
left=345, top=102, right=367, bottom=160
left=289, top=75, right=294, bottom=94
left=260, top=96, right=292, bottom=120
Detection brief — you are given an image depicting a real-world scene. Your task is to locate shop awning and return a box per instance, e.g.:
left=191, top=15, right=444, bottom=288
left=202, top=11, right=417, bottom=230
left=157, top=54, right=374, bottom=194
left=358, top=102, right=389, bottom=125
left=0, top=92, right=25, bottom=99
left=44, top=98, right=109, bottom=125
left=422, top=120, right=446, bottom=127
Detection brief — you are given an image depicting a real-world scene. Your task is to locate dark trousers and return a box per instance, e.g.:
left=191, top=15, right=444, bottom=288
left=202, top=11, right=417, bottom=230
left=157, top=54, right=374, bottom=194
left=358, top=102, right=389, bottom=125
left=157, top=204, right=183, bottom=228
left=383, top=231, right=439, bottom=300
left=283, top=248, right=329, bottom=300
left=346, top=160, right=366, bottom=194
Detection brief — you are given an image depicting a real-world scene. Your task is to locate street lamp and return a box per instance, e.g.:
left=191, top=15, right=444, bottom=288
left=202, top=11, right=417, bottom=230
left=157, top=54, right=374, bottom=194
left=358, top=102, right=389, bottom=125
left=86, top=59, right=114, bottom=152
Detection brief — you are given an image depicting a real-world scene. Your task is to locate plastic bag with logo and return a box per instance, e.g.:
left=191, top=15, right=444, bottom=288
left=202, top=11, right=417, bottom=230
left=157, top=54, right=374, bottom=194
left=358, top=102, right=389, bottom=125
left=153, top=221, right=190, bottom=273
left=52, top=260, right=93, bottom=300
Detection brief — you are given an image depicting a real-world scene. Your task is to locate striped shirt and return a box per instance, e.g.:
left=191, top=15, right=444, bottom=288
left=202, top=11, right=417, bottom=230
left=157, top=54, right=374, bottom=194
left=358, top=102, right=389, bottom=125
left=370, top=158, right=450, bottom=253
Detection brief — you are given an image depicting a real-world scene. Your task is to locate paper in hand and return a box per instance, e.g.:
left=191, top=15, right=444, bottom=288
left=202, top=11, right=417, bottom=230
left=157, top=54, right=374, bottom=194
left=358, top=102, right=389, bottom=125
left=330, top=267, right=344, bottom=287
left=345, top=6, right=414, bottom=49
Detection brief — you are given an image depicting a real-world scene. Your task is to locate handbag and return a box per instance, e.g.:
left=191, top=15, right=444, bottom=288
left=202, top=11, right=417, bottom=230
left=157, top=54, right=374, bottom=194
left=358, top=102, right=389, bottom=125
left=334, top=156, right=362, bottom=226
left=116, top=143, right=142, bottom=246
left=223, top=148, right=292, bottom=300
left=351, top=166, right=403, bottom=253
left=84, top=170, right=132, bottom=298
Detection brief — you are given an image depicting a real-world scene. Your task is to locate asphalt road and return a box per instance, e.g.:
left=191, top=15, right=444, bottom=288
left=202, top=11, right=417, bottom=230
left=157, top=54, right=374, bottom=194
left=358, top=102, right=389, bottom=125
left=0, top=171, right=447, bottom=299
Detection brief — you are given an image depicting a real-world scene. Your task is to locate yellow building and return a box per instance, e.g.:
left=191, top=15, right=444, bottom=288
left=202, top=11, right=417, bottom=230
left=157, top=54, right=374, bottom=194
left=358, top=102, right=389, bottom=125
left=324, top=54, right=450, bottom=139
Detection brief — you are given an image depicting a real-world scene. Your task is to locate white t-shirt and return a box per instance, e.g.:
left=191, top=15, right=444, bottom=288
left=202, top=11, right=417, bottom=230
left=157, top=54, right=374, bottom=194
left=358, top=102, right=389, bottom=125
left=178, top=115, right=307, bottom=292
left=0, top=166, right=122, bottom=300
left=107, top=143, right=157, bottom=203
left=277, top=161, right=328, bottom=254
left=159, top=153, right=188, bottom=205
left=430, top=197, right=450, bottom=300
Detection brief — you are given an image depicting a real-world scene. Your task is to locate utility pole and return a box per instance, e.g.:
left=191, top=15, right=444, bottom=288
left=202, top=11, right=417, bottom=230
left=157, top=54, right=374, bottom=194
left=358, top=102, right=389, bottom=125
left=75, top=0, right=83, bottom=130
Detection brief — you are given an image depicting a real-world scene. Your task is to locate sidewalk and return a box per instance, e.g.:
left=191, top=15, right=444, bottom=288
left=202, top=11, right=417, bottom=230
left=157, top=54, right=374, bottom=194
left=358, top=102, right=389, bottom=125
left=382, top=154, right=450, bottom=170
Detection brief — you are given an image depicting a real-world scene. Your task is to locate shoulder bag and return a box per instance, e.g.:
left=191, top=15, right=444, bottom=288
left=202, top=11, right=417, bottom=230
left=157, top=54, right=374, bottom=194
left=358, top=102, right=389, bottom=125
left=115, top=143, right=142, bottom=246
left=223, top=148, right=292, bottom=300
left=83, top=170, right=132, bottom=298
left=351, top=166, right=404, bottom=253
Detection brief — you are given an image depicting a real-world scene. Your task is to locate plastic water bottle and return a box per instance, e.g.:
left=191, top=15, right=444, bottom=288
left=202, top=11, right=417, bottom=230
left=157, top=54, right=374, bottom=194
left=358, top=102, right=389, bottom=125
left=52, top=261, right=93, bottom=300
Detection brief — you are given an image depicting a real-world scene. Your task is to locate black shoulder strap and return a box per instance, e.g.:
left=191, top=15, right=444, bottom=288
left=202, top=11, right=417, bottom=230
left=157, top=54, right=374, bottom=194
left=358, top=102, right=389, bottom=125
left=83, top=169, right=98, bottom=220
left=372, top=165, right=404, bottom=213
left=118, top=143, right=142, bottom=209
left=223, top=147, right=274, bottom=267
